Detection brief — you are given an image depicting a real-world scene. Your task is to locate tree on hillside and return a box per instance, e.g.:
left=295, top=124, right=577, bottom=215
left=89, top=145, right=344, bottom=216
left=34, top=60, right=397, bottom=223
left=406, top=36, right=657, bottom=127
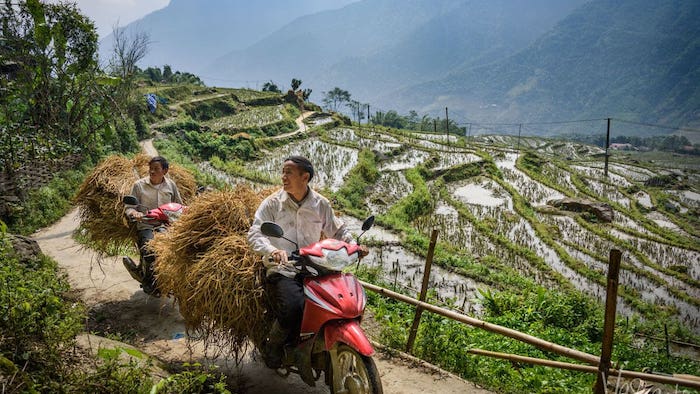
left=162, top=64, right=173, bottom=82
left=262, top=80, right=281, bottom=93
left=346, top=100, right=366, bottom=124
left=144, top=66, right=162, bottom=82
left=108, top=24, right=153, bottom=139
left=109, top=25, right=150, bottom=88
left=302, top=88, right=312, bottom=101
left=0, top=0, right=133, bottom=181
left=291, top=78, right=302, bottom=91
left=372, top=111, right=406, bottom=129
left=141, top=65, right=204, bottom=86
left=322, top=87, right=351, bottom=112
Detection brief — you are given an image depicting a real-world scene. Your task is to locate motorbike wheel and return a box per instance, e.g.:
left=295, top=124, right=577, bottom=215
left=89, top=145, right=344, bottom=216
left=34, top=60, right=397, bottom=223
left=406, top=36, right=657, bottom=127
left=330, top=344, right=383, bottom=394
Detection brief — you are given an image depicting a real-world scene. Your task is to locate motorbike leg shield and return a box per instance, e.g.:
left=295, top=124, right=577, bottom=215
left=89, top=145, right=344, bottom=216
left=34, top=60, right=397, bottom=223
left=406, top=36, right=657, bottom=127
left=324, top=320, right=374, bottom=357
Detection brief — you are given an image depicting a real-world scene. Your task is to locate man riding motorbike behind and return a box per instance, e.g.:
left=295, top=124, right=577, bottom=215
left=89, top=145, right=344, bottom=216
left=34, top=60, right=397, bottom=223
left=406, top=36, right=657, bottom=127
left=124, top=156, right=182, bottom=295
left=247, top=155, right=368, bottom=368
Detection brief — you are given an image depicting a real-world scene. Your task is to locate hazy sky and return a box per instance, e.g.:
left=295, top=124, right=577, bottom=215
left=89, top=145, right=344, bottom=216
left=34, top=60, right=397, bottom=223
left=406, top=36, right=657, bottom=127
left=55, top=0, right=171, bottom=39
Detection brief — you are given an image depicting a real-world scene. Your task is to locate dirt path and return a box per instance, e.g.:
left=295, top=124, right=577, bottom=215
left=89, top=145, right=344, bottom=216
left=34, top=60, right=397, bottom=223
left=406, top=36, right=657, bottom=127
left=265, top=110, right=315, bottom=141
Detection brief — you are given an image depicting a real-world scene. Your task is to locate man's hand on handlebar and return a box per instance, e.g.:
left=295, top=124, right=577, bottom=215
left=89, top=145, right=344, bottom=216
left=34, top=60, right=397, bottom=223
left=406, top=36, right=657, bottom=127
left=270, top=249, right=288, bottom=265
left=358, top=245, right=369, bottom=258
left=129, top=211, right=145, bottom=222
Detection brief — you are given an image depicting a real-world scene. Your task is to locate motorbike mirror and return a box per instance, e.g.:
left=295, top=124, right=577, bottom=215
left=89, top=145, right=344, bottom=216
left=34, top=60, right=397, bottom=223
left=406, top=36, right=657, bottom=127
left=123, top=195, right=139, bottom=205
left=261, top=222, right=299, bottom=249
left=356, top=215, right=375, bottom=243
left=361, top=215, right=375, bottom=231
left=261, top=222, right=284, bottom=238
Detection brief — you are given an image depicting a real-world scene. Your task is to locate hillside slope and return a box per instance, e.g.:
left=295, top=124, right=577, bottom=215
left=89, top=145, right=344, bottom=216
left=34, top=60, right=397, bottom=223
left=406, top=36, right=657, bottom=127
left=387, top=0, right=700, bottom=127
left=202, top=0, right=585, bottom=98
left=98, top=0, right=357, bottom=74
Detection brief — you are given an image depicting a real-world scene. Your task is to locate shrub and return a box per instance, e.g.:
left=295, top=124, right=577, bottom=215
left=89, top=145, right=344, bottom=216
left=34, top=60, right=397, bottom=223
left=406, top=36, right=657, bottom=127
left=152, top=363, right=230, bottom=394
left=0, top=235, right=85, bottom=391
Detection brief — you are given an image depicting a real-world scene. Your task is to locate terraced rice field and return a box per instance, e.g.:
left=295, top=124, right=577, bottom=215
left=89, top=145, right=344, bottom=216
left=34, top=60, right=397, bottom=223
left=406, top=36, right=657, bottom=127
left=218, top=124, right=700, bottom=334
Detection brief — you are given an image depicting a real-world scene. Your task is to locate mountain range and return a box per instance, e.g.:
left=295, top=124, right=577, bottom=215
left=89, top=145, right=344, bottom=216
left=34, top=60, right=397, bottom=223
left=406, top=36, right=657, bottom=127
left=101, top=0, right=700, bottom=132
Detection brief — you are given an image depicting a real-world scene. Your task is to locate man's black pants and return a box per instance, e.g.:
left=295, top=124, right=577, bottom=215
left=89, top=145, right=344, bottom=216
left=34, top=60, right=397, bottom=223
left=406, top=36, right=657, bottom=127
left=266, top=273, right=305, bottom=341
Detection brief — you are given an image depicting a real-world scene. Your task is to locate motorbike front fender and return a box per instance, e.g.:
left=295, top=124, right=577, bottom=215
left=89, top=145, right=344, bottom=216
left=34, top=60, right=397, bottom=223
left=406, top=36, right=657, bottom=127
left=323, top=320, right=374, bottom=357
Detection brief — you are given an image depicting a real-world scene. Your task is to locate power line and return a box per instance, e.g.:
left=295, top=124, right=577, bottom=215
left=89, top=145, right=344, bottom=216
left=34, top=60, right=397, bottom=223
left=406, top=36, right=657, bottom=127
left=456, top=118, right=608, bottom=127
left=612, top=118, right=700, bottom=133
left=198, top=74, right=267, bottom=84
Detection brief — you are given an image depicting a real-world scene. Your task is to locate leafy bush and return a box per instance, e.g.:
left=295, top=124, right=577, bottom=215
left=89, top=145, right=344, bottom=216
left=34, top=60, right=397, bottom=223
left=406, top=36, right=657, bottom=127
left=152, top=363, right=230, bottom=394
left=0, top=235, right=85, bottom=391
left=70, top=349, right=154, bottom=394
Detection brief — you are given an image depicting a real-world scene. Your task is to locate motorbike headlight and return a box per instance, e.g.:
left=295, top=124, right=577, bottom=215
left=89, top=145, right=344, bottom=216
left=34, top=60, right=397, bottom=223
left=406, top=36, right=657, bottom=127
left=307, top=248, right=359, bottom=271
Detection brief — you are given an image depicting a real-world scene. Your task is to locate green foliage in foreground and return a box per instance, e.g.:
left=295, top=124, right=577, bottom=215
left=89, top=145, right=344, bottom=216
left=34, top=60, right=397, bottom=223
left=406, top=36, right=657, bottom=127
left=363, top=272, right=700, bottom=394
left=0, top=234, right=234, bottom=392
left=152, top=363, right=230, bottom=394
left=0, top=235, right=84, bottom=392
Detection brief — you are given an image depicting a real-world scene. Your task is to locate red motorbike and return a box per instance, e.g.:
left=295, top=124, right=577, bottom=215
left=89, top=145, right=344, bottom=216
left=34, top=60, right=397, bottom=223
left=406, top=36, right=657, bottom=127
left=121, top=194, right=186, bottom=296
left=259, top=216, right=383, bottom=394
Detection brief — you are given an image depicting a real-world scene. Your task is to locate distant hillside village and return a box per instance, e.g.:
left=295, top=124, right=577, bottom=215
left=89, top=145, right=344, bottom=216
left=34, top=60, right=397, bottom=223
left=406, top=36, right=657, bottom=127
left=609, top=141, right=698, bottom=155
left=568, top=134, right=700, bottom=156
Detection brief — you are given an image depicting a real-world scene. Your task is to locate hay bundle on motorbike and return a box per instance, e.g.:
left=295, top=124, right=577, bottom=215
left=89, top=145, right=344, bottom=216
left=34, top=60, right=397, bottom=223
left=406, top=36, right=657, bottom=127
left=73, top=154, right=196, bottom=255
left=151, top=185, right=276, bottom=354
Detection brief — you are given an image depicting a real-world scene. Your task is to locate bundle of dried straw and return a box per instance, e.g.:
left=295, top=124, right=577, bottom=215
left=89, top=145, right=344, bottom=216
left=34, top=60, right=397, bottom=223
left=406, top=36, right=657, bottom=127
left=73, top=153, right=196, bottom=255
left=151, top=185, right=277, bottom=354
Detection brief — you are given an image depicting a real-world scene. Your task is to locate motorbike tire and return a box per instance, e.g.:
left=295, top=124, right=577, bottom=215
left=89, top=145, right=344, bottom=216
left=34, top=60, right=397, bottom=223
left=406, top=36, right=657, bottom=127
left=330, top=344, right=383, bottom=394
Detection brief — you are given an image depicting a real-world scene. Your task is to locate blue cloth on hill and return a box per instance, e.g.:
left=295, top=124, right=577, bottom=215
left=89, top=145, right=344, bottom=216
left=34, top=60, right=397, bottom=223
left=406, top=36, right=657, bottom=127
left=146, top=93, right=157, bottom=113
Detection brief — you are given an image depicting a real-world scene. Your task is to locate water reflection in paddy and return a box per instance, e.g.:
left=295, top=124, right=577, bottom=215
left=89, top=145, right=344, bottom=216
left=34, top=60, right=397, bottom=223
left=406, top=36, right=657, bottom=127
left=452, top=182, right=511, bottom=209
left=342, top=216, right=484, bottom=313
left=250, top=138, right=357, bottom=191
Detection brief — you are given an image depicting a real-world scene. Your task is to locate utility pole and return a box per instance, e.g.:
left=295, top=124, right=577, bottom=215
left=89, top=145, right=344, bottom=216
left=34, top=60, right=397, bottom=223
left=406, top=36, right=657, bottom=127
left=604, top=118, right=611, bottom=177
left=367, top=104, right=370, bottom=128
left=445, top=107, right=449, bottom=146
left=517, top=123, right=522, bottom=150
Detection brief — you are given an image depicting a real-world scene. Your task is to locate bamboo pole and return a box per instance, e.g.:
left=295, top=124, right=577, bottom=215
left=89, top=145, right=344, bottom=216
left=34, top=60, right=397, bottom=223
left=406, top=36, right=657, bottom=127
left=360, top=280, right=600, bottom=365
left=468, top=349, right=700, bottom=390
left=595, top=249, right=622, bottom=393
left=406, top=229, right=438, bottom=354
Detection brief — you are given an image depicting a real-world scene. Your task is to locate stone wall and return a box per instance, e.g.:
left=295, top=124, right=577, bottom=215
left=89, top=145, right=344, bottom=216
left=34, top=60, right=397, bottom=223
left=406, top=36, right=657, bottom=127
left=0, top=154, right=83, bottom=215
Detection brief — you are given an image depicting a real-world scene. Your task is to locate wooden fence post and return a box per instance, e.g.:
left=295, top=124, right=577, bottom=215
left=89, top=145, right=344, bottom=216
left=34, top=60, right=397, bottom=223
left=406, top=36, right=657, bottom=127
left=406, top=229, right=439, bottom=354
left=594, top=249, right=622, bottom=393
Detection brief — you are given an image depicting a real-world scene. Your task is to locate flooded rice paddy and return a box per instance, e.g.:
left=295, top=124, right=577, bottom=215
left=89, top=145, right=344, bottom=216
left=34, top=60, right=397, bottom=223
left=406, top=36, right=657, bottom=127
left=211, top=127, right=700, bottom=333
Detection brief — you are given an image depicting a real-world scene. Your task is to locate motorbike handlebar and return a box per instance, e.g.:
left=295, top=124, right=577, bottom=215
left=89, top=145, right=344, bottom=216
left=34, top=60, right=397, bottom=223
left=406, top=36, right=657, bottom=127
left=266, top=253, right=334, bottom=276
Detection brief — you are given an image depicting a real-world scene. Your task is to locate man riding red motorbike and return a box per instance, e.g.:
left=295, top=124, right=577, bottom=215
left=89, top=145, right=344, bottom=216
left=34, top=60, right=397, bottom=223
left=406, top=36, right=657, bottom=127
left=247, top=156, right=382, bottom=393
left=123, top=156, right=183, bottom=296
